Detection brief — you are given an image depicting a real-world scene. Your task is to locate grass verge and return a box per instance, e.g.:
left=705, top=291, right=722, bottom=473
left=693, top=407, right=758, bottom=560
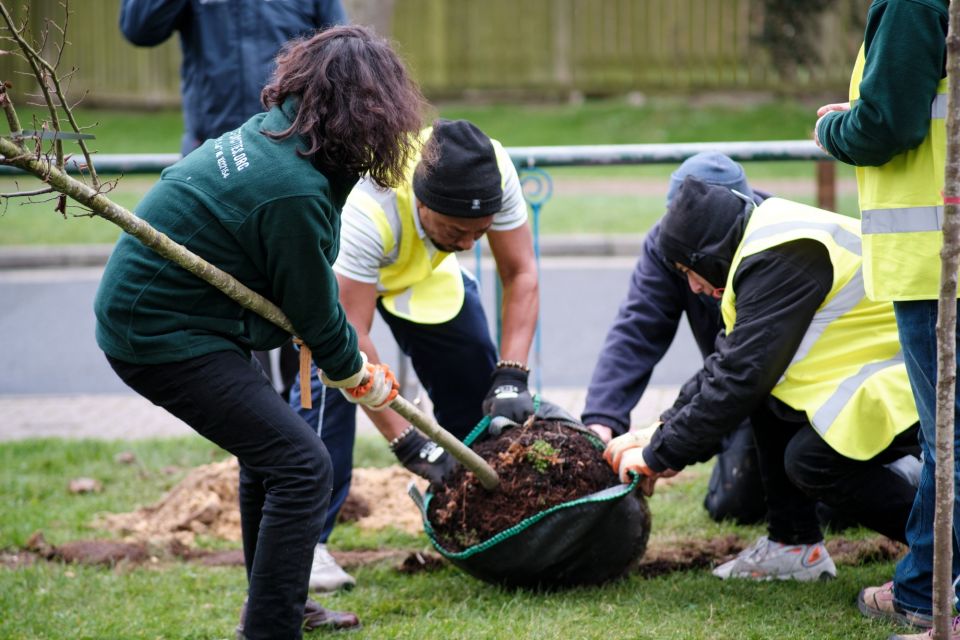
left=2, top=98, right=855, bottom=245
left=0, top=435, right=911, bottom=639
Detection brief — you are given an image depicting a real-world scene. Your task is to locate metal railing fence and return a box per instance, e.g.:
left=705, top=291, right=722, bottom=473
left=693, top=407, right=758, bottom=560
left=0, top=140, right=839, bottom=394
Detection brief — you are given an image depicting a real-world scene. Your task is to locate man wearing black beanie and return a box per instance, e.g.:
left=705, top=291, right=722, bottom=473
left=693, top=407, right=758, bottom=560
left=606, top=176, right=922, bottom=582
left=290, top=119, right=539, bottom=591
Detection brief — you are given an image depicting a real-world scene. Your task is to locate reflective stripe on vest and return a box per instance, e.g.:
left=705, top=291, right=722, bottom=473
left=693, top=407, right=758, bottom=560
left=720, top=198, right=918, bottom=459
left=850, top=43, right=950, bottom=301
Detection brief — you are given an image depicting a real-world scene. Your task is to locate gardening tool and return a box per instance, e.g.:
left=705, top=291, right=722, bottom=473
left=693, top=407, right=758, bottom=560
left=295, top=339, right=499, bottom=490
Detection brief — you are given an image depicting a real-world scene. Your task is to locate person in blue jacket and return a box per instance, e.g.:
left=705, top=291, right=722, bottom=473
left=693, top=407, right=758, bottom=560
left=582, top=152, right=768, bottom=524
left=119, top=0, right=347, bottom=156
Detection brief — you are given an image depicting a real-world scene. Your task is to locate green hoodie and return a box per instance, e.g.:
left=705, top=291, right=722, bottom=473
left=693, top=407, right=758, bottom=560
left=816, top=0, right=948, bottom=167
left=95, top=99, right=363, bottom=381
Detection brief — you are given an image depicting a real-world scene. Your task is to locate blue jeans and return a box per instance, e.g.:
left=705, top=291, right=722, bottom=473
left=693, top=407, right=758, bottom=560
left=893, top=299, right=960, bottom=616
left=290, top=274, right=497, bottom=541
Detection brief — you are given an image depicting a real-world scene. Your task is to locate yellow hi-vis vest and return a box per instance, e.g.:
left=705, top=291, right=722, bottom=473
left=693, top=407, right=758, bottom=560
left=850, top=43, right=950, bottom=301
left=344, top=128, right=515, bottom=324
left=720, top=198, right=918, bottom=460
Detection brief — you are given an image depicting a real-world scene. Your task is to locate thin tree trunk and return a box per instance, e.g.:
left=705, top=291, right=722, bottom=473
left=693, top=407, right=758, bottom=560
left=934, top=2, right=960, bottom=637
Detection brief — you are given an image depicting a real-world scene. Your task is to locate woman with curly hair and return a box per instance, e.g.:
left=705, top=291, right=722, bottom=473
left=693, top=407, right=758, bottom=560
left=94, top=26, right=427, bottom=639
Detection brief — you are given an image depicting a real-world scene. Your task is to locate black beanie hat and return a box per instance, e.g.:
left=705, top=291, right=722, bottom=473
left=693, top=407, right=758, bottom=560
left=658, top=176, right=752, bottom=289
left=413, top=119, right=503, bottom=218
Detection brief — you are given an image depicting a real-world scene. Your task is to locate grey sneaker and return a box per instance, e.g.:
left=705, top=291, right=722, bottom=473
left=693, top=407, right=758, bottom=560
left=309, top=543, right=356, bottom=592
left=712, top=536, right=837, bottom=581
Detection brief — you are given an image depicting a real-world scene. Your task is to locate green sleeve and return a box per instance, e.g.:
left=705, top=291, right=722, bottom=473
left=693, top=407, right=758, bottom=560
left=243, top=195, right=363, bottom=381
left=817, top=0, right=947, bottom=167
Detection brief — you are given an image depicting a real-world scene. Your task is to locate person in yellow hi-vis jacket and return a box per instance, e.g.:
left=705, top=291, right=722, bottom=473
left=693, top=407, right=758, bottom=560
left=606, top=176, right=920, bottom=582
left=814, top=0, right=953, bottom=636
left=290, top=119, right=540, bottom=592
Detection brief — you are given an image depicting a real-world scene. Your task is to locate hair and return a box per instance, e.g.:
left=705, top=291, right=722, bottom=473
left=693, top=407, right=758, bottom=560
left=261, top=25, right=428, bottom=188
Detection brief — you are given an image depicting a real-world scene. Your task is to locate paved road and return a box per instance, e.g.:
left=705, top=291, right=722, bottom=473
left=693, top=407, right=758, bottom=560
left=0, top=257, right=700, bottom=439
left=0, top=257, right=701, bottom=395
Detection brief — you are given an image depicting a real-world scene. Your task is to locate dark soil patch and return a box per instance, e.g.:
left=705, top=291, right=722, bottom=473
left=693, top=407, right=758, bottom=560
left=26, top=531, right=149, bottom=566
left=5, top=531, right=905, bottom=579
left=337, top=493, right=372, bottom=524
left=397, top=551, right=446, bottom=574
left=826, top=537, right=905, bottom=565
left=636, top=535, right=906, bottom=579
left=428, top=419, right=617, bottom=552
left=637, top=535, right=744, bottom=578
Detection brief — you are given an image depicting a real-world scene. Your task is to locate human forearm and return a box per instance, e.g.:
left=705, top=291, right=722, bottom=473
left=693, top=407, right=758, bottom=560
left=817, top=0, right=946, bottom=166
left=583, top=239, right=692, bottom=431
left=647, top=244, right=830, bottom=471
left=497, top=270, right=538, bottom=362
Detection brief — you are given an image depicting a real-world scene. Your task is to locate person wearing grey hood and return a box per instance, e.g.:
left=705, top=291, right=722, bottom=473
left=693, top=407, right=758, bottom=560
left=605, top=177, right=921, bottom=582
left=582, top=152, right=769, bottom=525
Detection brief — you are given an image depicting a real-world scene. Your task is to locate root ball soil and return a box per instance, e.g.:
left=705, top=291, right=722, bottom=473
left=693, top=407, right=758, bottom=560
left=429, top=419, right=620, bottom=552
left=423, top=418, right=651, bottom=589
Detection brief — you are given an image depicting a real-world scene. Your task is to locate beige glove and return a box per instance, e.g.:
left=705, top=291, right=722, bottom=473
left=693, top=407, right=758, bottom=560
left=320, top=353, right=399, bottom=412
left=340, top=362, right=398, bottom=411
left=603, top=421, right=661, bottom=488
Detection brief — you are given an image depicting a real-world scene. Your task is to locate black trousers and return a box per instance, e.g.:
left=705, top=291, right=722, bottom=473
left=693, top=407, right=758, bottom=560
left=108, top=350, right=330, bottom=640
left=751, top=399, right=920, bottom=545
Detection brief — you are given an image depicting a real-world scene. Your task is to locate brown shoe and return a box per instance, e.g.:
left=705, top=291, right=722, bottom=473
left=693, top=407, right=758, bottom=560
left=303, top=599, right=362, bottom=632
left=857, top=582, right=933, bottom=629
left=236, top=598, right=361, bottom=638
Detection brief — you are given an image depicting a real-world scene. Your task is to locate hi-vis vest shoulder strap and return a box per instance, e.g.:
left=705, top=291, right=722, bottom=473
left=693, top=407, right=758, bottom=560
left=720, top=198, right=918, bottom=460
left=851, top=43, right=950, bottom=301
left=345, top=128, right=515, bottom=325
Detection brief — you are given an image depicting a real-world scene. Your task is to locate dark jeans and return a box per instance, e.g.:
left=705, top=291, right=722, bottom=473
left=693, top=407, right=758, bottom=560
left=290, top=273, right=497, bottom=540
left=751, top=399, right=920, bottom=545
left=108, top=350, right=330, bottom=640
left=252, top=340, right=299, bottom=402
left=893, top=299, right=960, bottom=616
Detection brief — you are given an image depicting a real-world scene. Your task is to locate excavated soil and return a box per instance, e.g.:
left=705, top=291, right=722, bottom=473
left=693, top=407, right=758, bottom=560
left=428, top=419, right=617, bottom=552
left=11, top=446, right=904, bottom=578
left=5, top=531, right=904, bottom=579
left=96, top=458, right=428, bottom=546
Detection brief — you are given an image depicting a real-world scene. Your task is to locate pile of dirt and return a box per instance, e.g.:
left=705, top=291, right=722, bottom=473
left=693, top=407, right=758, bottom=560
left=97, top=458, right=427, bottom=545
left=97, top=458, right=242, bottom=546
left=428, top=419, right=618, bottom=552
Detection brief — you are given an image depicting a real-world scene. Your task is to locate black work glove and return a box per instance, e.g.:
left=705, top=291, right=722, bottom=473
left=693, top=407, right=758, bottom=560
left=390, top=428, right=457, bottom=485
left=482, top=365, right=534, bottom=423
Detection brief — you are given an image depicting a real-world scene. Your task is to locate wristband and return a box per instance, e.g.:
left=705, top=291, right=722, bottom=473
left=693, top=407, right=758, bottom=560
left=496, top=359, right=529, bottom=373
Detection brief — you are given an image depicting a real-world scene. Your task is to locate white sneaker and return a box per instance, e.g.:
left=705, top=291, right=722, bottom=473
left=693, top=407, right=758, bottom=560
left=712, top=536, right=837, bottom=581
left=308, top=543, right=356, bottom=592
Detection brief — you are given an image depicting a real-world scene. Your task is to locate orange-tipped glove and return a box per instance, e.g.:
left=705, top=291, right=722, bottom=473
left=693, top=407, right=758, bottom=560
left=320, top=353, right=399, bottom=412
left=603, top=422, right=660, bottom=487
left=341, top=362, right=399, bottom=411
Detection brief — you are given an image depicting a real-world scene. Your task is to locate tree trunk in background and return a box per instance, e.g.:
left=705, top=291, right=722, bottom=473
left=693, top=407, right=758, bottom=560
left=934, top=2, right=960, bottom=638
left=343, top=0, right=396, bottom=37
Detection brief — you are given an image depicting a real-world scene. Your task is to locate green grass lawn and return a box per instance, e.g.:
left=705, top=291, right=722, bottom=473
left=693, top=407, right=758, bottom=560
left=0, top=435, right=912, bottom=640
left=0, top=98, right=855, bottom=245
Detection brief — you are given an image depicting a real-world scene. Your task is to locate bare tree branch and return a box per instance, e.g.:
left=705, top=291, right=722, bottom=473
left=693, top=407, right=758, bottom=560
left=0, top=1, right=97, bottom=187
left=0, top=3, right=63, bottom=168
left=0, top=186, right=54, bottom=198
